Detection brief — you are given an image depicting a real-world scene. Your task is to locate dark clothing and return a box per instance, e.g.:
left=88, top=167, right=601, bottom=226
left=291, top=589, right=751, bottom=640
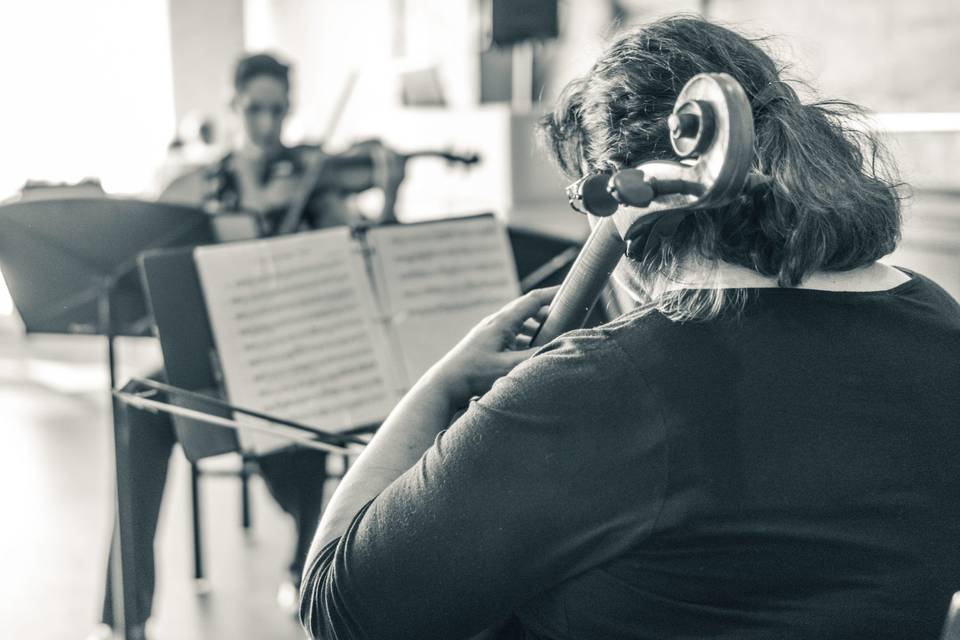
left=102, top=402, right=176, bottom=629
left=203, top=145, right=350, bottom=234
left=203, top=147, right=308, bottom=213
left=301, top=271, right=960, bottom=640
left=259, top=447, right=332, bottom=576
left=102, top=389, right=327, bottom=629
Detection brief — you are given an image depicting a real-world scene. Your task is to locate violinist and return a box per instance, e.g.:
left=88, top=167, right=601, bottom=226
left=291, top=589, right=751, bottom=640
left=162, top=51, right=406, bottom=233
left=299, top=16, right=960, bottom=640
left=95, top=52, right=406, bottom=640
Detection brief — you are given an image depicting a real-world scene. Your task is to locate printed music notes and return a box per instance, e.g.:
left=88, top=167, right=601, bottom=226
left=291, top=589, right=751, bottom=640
left=195, top=228, right=399, bottom=453
left=367, top=216, right=520, bottom=381
left=193, top=215, right=520, bottom=454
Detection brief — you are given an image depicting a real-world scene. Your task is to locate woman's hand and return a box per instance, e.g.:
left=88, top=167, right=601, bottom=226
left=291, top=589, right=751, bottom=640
left=428, top=286, right=559, bottom=405
left=310, top=285, right=558, bottom=556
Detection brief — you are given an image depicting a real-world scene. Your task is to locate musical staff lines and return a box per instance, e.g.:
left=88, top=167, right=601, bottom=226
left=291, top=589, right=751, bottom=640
left=195, top=228, right=399, bottom=453
left=367, top=216, right=521, bottom=381
left=190, top=217, right=520, bottom=454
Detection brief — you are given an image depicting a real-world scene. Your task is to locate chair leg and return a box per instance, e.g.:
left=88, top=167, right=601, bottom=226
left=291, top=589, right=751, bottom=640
left=190, top=462, right=204, bottom=581
left=240, top=460, right=252, bottom=530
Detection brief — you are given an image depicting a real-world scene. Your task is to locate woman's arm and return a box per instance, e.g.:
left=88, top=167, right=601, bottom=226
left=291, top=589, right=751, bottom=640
left=305, top=287, right=558, bottom=559
left=298, top=309, right=664, bottom=640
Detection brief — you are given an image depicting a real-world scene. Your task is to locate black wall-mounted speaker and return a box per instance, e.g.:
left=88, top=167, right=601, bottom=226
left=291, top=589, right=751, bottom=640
left=484, top=0, right=558, bottom=47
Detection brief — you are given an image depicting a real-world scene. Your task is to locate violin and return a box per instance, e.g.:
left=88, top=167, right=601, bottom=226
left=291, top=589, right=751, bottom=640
left=157, top=145, right=480, bottom=237
left=271, top=146, right=481, bottom=235
left=530, top=72, right=758, bottom=346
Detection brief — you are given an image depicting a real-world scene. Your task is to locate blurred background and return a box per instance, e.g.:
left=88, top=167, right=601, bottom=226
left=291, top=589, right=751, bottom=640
left=0, top=1, right=958, bottom=638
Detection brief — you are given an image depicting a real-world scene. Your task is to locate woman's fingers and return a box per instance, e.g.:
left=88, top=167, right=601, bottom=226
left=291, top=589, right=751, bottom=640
left=500, top=346, right=541, bottom=369
left=496, top=286, right=560, bottom=334
left=444, top=288, right=560, bottom=394
left=512, top=333, right=533, bottom=351
left=520, top=317, right=542, bottom=334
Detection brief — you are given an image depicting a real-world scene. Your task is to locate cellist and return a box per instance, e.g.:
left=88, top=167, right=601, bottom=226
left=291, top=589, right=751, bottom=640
left=95, top=52, right=407, bottom=640
left=299, top=16, right=960, bottom=640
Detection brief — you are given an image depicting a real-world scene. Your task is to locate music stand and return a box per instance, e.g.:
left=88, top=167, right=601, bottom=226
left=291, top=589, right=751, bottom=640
left=0, top=197, right=212, bottom=639
left=0, top=198, right=212, bottom=380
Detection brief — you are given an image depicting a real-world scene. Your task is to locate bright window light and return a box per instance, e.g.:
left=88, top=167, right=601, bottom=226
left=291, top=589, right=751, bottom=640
left=0, top=0, right=175, bottom=200
left=0, top=1, right=175, bottom=316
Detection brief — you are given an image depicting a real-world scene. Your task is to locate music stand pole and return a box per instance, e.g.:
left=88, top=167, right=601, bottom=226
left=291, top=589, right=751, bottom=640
left=97, top=281, right=134, bottom=640
left=0, top=198, right=213, bottom=640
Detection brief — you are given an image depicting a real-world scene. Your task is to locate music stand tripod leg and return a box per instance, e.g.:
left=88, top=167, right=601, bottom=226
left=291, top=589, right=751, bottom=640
left=101, top=287, right=138, bottom=640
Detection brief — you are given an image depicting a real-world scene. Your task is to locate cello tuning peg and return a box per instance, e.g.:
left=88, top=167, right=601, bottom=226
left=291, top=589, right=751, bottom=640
left=608, top=169, right=656, bottom=208
left=578, top=173, right=620, bottom=216
left=564, top=173, right=619, bottom=217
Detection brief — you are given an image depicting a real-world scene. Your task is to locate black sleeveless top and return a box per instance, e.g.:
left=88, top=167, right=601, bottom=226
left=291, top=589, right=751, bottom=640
left=301, top=271, right=960, bottom=640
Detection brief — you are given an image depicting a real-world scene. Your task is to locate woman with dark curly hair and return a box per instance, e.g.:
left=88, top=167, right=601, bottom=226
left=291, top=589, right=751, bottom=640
left=299, top=16, right=960, bottom=639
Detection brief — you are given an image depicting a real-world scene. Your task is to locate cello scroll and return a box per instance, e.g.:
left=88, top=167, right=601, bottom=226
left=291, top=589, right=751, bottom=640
left=531, top=72, right=759, bottom=347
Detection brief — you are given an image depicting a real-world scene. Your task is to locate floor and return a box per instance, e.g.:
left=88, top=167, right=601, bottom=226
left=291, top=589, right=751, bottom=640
left=0, top=314, right=315, bottom=639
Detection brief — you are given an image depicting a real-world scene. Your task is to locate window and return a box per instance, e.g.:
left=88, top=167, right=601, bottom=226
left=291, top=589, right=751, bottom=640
left=0, top=0, right=175, bottom=316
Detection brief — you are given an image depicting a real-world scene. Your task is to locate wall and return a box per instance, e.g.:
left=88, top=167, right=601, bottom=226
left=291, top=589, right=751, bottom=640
left=242, top=0, right=395, bottom=145
left=709, top=0, right=960, bottom=113
left=0, top=0, right=176, bottom=198
left=167, top=0, right=246, bottom=142
left=541, top=0, right=960, bottom=296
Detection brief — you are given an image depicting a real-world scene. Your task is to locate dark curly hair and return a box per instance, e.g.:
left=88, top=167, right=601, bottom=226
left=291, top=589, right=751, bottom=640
left=540, top=16, right=902, bottom=320
left=234, top=52, right=291, bottom=93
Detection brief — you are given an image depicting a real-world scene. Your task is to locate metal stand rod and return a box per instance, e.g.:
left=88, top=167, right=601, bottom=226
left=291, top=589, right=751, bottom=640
left=114, top=388, right=364, bottom=456
left=241, top=461, right=252, bottom=530
left=101, top=286, right=132, bottom=640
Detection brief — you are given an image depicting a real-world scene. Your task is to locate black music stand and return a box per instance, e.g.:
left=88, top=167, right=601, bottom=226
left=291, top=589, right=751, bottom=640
left=0, top=197, right=212, bottom=640
left=137, top=241, right=385, bottom=619
left=0, top=198, right=212, bottom=382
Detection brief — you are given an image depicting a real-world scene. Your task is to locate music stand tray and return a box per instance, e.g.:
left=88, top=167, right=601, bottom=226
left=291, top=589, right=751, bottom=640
left=0, top=197, right=212, bottom=342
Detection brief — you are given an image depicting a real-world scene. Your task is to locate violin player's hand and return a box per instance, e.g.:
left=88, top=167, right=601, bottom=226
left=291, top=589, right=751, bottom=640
left=428, top=286, right=559, bottom=406
left=346, top=139, right=406, bottom=224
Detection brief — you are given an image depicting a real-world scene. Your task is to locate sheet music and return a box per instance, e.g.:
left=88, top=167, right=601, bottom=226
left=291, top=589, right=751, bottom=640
left=195, top=228, right=400, bottom=454
left=367, top=216, right=521, bottom=386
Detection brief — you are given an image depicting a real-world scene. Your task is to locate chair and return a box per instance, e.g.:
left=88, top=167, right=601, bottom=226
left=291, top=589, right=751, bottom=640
left=188, top=453, right=255, bottom=585
left=138, top=245, right=256, bottom=584
left=137, top=225, right=606, bottom=584
left=137, top=245, right=356, bottom=584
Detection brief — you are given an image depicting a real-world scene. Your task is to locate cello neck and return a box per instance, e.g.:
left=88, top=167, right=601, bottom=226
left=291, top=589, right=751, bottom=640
left=530, top=218, right=625, bottom=347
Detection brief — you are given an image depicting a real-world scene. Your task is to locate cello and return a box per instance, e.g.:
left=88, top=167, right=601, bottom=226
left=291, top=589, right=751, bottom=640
left=530, top=72, right=762, bottom=346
